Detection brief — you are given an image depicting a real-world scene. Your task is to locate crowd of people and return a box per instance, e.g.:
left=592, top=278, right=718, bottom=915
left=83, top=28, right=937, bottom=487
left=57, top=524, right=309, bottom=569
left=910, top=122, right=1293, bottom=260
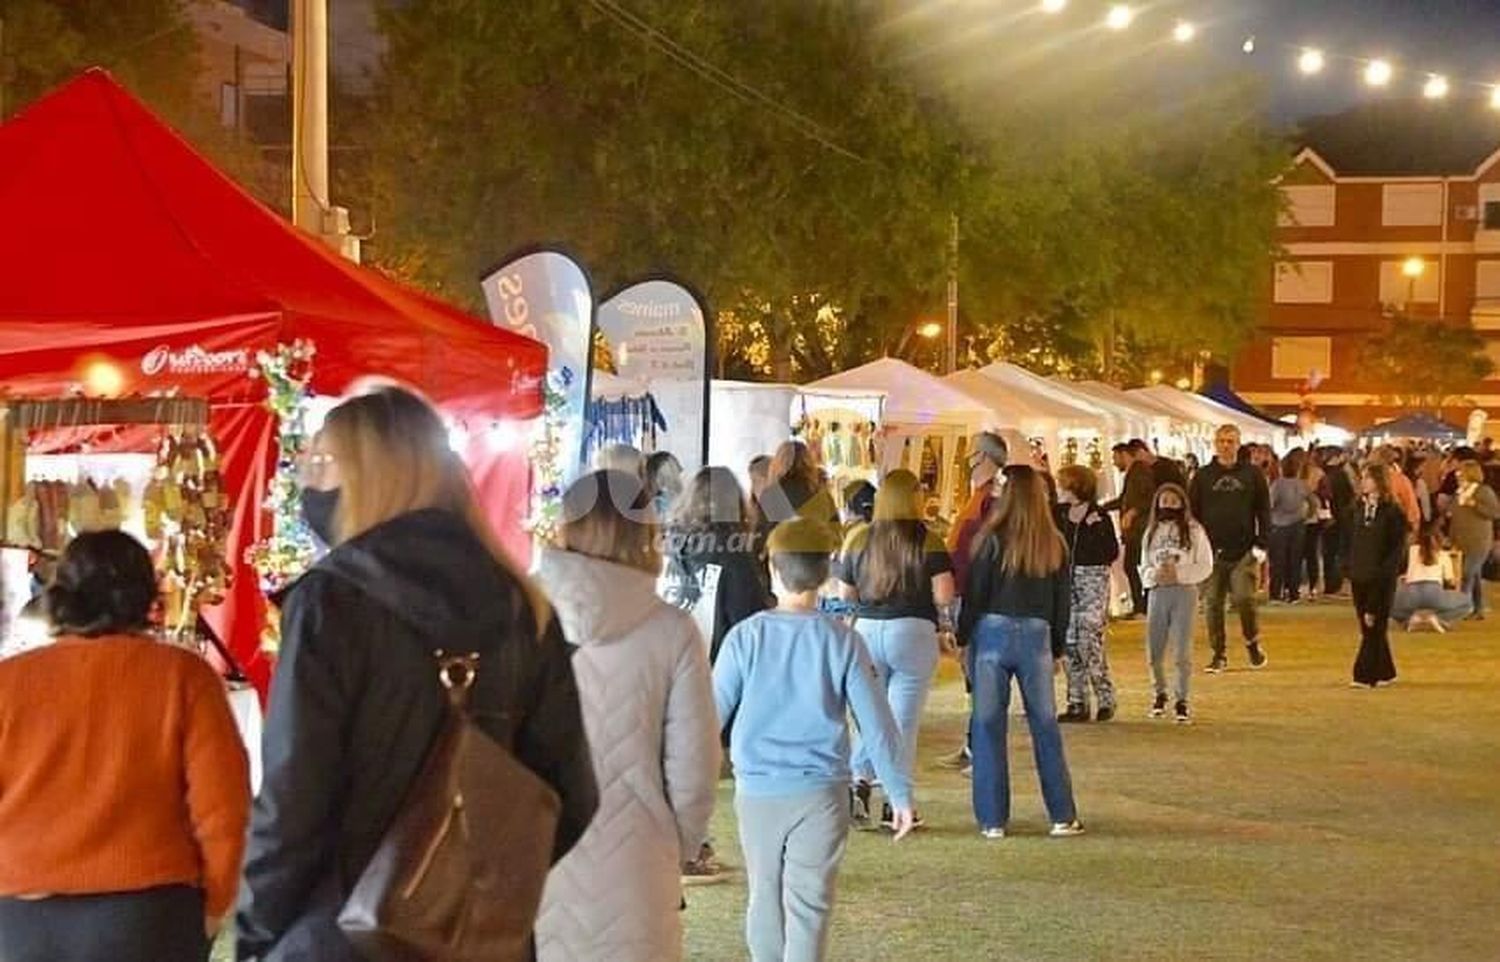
left=0, top=381, right=1495, bottom=962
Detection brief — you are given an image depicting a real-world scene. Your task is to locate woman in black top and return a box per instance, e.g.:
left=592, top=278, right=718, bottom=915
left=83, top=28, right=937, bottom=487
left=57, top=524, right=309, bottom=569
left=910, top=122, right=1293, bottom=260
left=661, top=466, right=773, bottom=665
left=1347, top=462, right=1408, bottom=688
left=832, top=470, right=954, bottom=827
left=1053, top=465, right=1121, bottom=723
left=958, top=466, right=1082, bottom=840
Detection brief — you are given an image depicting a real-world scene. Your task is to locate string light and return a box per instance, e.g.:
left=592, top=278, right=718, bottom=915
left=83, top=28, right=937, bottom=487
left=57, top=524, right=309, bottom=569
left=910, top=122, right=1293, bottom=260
left=1491, top=86, right=1500, bottom=110
left=1105, top=5, right=1133, bottom=31
left=1241, top=36, right=1256, bottom=55
left=1298, top=48, right=1325, bottom=75
left=1040, top=0, right=1066, bottom=12
left=1364, top=59, right=1393, bottom=87
left=1423, top=74, right=1450, bottom=99
left=1173, top=21, right=1196, bottom=44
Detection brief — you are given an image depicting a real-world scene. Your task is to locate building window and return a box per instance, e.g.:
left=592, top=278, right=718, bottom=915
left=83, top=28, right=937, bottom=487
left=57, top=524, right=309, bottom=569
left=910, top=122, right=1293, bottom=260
left=219, top=82, right=240, bottom=130
left=1381, top=183, right=1444, bottom=227
left=1378, top=261, right=1440, bottom=304
left=1485, top=201, right=1500, bottom=231
left=1278, top=185, right=1335, bottom=227
left=1478, top=262, right=1500, bottom=299
left=1272, top=337, right=1332, bottom=381
left=1273, top=261, right=1333, bottom=303
left=1485, top=342, right=1500, bottom=379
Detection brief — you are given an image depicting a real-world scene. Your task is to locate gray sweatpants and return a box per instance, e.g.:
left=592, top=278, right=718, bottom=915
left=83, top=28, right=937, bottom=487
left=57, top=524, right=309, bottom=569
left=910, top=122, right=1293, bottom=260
left=1147, top=584, right=1198, bottom=702
left=734, top=785, right=850, bottom=962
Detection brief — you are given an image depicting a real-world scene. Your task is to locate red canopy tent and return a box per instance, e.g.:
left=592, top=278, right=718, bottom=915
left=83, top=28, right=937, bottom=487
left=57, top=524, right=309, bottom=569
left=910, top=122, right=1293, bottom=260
left=0, top=70, right=547, bottom=692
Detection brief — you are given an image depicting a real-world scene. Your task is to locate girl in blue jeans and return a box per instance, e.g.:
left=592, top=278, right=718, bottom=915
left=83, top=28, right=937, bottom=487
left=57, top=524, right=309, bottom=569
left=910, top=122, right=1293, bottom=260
left=956, top=466, right=1082, bottom=839
left=833, top=469, right=955, bottom=828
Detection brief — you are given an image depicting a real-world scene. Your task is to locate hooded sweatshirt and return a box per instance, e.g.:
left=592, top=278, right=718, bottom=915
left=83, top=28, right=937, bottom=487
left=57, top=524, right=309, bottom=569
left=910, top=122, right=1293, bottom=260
left=533, top=549, right=720, bottom=962
left=237, top=509, right=599, bottom=962
left=1188, top=459, right=1271, bottom=563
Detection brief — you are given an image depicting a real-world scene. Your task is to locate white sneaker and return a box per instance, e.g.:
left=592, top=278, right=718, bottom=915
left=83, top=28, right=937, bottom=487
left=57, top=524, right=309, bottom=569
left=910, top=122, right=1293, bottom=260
left=1049, top=820, right=1086, bottom=838
left=980, top=826, right=1006, bottom=840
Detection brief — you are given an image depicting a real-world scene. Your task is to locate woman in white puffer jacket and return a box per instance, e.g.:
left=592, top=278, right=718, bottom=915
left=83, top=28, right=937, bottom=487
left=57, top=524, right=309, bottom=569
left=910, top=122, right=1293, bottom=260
left=532, top=469, right=721, bottom=962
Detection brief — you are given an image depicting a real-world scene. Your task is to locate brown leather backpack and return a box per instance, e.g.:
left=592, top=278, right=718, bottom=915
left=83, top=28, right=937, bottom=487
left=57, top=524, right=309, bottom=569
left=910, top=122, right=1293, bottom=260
left=338, top=650, right=561, bottom=961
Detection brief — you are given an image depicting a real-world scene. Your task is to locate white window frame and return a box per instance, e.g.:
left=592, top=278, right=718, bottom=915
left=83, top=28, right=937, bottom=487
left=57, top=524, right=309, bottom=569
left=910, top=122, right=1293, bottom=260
left=1378, top=260, right=1440, bottom=304
left=1273, top=261, right=1333, bottom=304
left=1271, top=337, right=1333, bottom=381
left=1279, top=185, right=1336, bottom=227
left=1381, top=183, right=1444, bottom=227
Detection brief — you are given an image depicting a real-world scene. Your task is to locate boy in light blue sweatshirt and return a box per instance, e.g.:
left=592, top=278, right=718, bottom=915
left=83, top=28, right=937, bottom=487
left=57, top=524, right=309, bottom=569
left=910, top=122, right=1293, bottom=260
left=714, top=517, right=913, bottom=962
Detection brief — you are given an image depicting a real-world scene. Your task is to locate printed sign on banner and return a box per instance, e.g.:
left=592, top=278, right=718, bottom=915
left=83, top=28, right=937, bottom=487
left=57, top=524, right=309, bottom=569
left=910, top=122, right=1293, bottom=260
left=596, top=280, right=711, bottom=473
left=481, top=251, right=594, bottom=480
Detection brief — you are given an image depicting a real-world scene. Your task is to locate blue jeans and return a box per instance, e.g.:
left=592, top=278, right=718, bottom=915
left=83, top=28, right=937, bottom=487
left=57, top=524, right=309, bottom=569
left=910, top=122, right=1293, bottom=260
left=1461, top=549, right=1488, bottom=614
left=851, top=618, right=939, bottom=801
left=967, top=615, right=1078, bottom=829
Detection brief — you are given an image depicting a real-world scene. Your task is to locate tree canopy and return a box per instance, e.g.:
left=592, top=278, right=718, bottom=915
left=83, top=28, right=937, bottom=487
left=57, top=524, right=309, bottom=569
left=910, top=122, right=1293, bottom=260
left=1359, top=316, right=1495, bottom=413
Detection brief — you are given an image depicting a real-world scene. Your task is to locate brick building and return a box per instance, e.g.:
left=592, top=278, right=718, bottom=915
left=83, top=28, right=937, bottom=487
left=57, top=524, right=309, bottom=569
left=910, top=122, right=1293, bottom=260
left=1232, top=103, right=1500, bottom=429
left=187, top=0, right=290, bottom=144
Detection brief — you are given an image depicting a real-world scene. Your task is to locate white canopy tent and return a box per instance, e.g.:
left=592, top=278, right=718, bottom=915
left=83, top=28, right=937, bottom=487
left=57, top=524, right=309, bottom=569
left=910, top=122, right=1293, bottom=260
left=808, top=358, right=993, bottom=514
left=1128, top=386, right=1282, bottom=451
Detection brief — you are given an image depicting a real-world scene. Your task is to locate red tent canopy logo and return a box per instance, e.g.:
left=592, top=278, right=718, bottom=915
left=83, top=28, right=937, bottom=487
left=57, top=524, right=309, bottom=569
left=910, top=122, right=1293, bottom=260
left=141, top=344, right=251, bottom=377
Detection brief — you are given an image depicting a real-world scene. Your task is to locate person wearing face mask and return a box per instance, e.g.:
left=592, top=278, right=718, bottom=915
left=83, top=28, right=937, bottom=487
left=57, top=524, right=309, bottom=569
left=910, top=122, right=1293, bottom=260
left=237, top=384, right=598, bottom=962
left=1139, top=484, right=1214, bottom=724
left=1052, top=466, right=1120, bottom=724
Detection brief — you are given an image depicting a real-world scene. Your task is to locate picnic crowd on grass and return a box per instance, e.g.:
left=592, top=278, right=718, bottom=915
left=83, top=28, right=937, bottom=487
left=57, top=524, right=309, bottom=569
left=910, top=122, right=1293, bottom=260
left=0, top=382, right=1495, bottom=962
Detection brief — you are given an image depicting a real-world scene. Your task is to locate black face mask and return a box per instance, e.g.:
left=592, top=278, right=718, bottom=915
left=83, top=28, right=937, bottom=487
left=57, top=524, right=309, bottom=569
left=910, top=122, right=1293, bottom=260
left=300, top=486, right=340, bottom=546
left=1157, top=507, right=1184, bottom=521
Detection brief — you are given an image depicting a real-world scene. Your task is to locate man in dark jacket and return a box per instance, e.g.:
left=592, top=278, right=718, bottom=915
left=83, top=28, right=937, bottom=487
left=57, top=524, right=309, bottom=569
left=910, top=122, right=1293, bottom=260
left=1321, top=447, right=1357, bottom=596
left=1189, top=425, right=1272, bottom=673
left=236, top=509, right=599, bottom=962
left=1103, top=442, right=1155, bottom=617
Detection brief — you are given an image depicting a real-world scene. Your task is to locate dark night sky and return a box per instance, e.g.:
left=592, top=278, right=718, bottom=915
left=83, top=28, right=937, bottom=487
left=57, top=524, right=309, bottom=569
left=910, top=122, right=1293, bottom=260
left=1215, top=0, right=1500, bottom=119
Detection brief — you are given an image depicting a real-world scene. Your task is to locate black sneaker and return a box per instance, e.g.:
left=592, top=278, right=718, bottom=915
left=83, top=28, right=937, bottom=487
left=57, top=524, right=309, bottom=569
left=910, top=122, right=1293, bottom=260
left=1205, top=654, right=1228, bottom=674
left=1149, top=693, right=1168, bottom=717
left=1247, top=642, right=1268, bottom=669
left=850, top=781, right=874, bottom=829
left=1174, top=701, right=1192, bottom=724
left=1095, top=705, right=1116, bottom=722
left=1057, top=705, right=1090, bottom=723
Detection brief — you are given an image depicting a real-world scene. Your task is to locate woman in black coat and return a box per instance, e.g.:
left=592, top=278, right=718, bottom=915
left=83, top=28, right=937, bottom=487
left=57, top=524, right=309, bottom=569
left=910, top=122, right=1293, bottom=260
left=235, top=386, right=598, bottom=962
left=1346, top=462, right=1409, bottom=689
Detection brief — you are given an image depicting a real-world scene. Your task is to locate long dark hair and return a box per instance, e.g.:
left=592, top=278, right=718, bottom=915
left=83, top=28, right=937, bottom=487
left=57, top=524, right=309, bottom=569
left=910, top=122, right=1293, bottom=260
left=1145, top=482, right=1194, bottom=548
left=972, top=465, right=1066, bottom=578
left=46, top=530, right=157, bottom=638
left=1416, top=522, right=1442, bottom=567
left=855, top=470, right=926, bottom=602
left=669, top=466, right=750, bottom=542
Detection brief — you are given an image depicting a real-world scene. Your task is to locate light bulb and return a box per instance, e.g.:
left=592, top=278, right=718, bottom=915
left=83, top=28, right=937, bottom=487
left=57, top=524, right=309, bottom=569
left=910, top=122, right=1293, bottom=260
left=1041, top=0, right=1066, bottom=12
left=1242, top=36, right=1256, bottom=54
left=1365, top=59, right=1393, bottom=87
left=1423, top=74, right=1449, bottom=99
left=1491, top=85, right=1500, bottom=110
left=1298, top=48, right=1325, bottom=75
left=1173, top=21, right=1196, bottom=43
left=1106, top=5, right=1133, bottom=30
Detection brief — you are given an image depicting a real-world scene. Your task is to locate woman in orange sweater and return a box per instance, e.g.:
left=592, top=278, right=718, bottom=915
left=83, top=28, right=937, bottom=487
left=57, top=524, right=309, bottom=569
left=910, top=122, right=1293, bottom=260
left=0, top=530, right=250, bottom=962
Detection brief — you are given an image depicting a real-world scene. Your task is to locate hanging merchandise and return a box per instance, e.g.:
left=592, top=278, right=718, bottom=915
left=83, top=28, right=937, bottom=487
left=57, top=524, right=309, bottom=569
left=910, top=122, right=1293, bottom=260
left=150, top=428, right=234, bottom=647
left=1062, top=437, right=1080, bottom=468
left=583, top=390, right=667, bottom=462
left=1086, top=437, right=1105, bottom=472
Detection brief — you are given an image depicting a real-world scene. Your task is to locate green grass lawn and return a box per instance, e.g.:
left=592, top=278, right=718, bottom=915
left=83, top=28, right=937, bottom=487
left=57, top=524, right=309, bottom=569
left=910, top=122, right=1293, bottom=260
left=218, top=596, right=1500, bottom=961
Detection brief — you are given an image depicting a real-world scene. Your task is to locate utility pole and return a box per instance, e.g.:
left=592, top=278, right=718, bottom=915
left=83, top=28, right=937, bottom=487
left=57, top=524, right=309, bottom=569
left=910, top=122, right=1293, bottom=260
left=946, top=213, right=959, bottom=373
left=0, top=17, right=8, bottom=121
left=291, top=0, right=359, bottom=261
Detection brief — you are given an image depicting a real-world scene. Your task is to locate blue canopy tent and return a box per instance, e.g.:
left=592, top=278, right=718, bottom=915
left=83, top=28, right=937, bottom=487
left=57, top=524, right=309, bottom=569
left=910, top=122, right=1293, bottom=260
left=1200, top=383, right=1285, bottom=428
left=1356, top=413, right=1465, bottom=443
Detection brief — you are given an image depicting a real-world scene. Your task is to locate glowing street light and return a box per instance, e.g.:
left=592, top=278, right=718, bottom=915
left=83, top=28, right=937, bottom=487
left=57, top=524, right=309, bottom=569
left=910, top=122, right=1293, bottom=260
left=1040, top=0, right=1067, bottom=12
left=1423, top=74, right=1450, bottom=99
left=1365, top=59, right=1393, bottom=87
left=1402, top=257, right=1426, bottom=279
left=1241, top=36, right=1256, bottom=55
left=1173, top=21, right=1197, bottom=43
left=1298, top=48, right=1325, bottom=75
left=1492, top=85, right=1500, bottom=110
left=918, top=321, right=944, bottom=339
left=1105, top=5, right=1133, bottom=31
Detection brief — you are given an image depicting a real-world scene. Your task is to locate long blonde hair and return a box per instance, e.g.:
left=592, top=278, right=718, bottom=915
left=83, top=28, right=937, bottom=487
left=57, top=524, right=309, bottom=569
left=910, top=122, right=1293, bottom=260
left=319, top=382, right=549, bottom=629
left=560, top=469, right=661, bottom=574
left=973, top=465, right=1066, bottom=577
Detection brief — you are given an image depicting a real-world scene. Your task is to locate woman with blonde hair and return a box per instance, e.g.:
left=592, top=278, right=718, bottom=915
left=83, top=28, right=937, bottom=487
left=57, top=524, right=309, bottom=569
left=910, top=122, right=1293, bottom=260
left=833, top=469, right=955, bottom=827
left=1449, top=460, right=1499, bottom=619
left=757, top=439, right=838, bottom=529
left=957, top=465, right=1082, bottom=840
left=236, top=383, right=599, bottom=962
left=532, top=469, right=721, bottom=961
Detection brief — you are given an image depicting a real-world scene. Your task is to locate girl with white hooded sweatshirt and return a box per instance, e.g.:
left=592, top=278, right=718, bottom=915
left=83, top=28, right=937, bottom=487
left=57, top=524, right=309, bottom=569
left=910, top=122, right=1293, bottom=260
left=533, top=470, right=721, bottom=962
left=1139, top=483, right=1215, bottom=725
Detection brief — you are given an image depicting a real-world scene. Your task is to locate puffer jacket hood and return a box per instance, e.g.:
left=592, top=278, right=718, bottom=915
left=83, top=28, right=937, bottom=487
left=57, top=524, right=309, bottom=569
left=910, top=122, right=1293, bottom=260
left=534, top=547, right=663, bottom=645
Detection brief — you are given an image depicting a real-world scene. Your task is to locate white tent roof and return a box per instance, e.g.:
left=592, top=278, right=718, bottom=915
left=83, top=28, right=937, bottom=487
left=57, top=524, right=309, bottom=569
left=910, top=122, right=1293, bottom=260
left=944, top=369, right=1075, bottom=433
left=1128, top=386, right=1280, bottom=443
left=807, top=358, right=989, bottom=428
left=972, top=362, right=1117, bottom=433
